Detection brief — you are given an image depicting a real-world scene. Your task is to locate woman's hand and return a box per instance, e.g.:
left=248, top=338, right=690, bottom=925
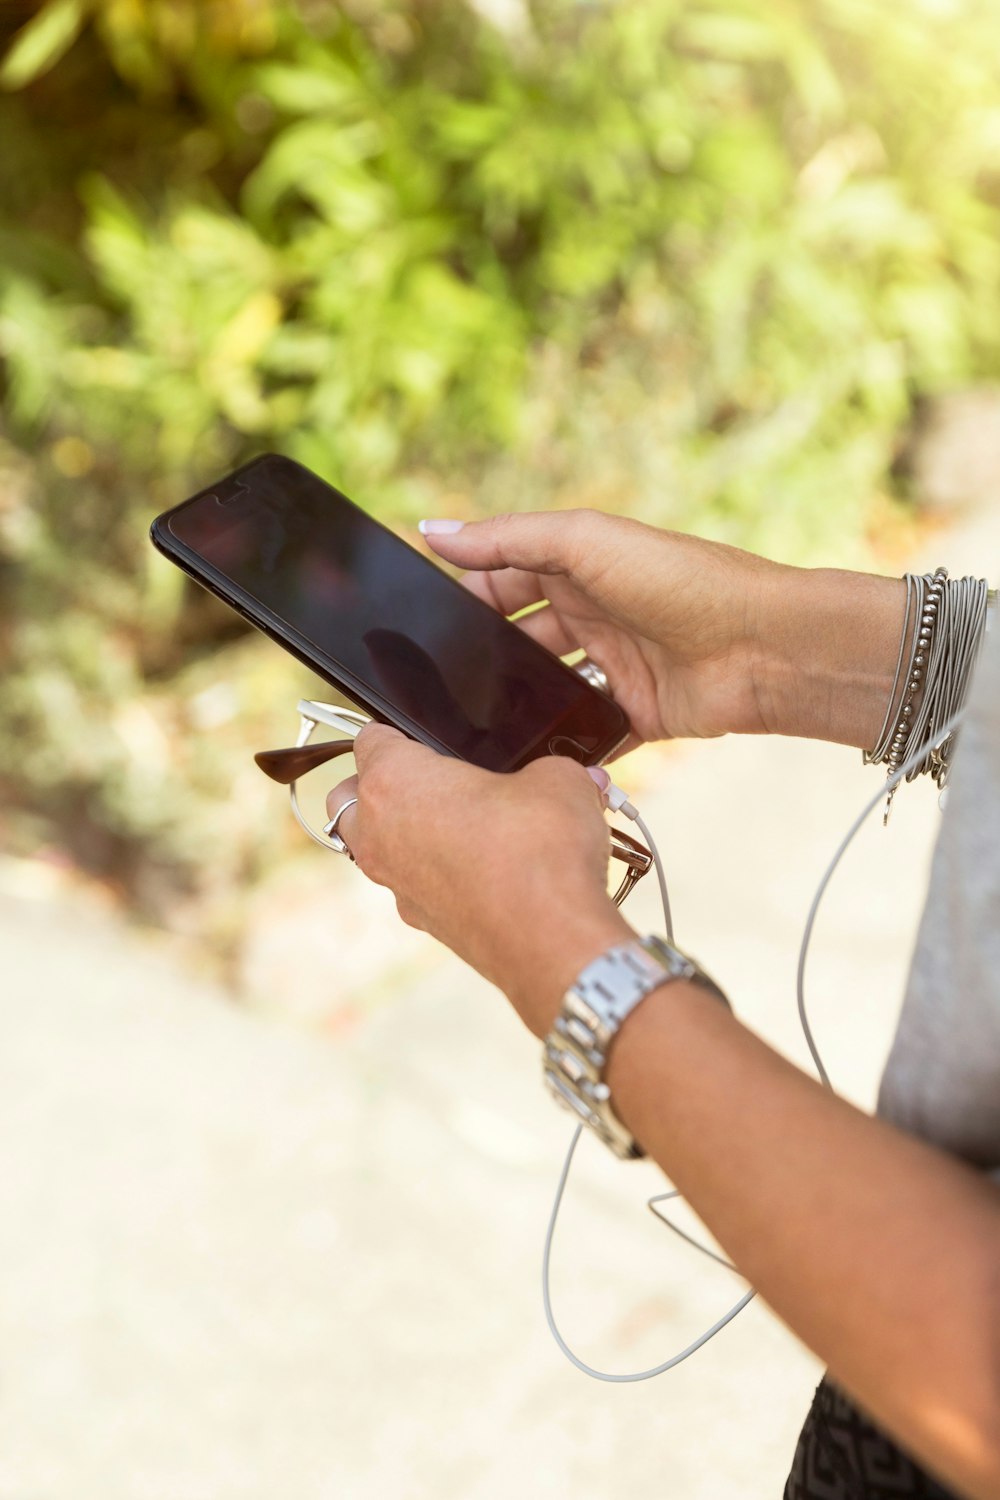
left=421, top=512, right=905, bottom=751
left=326, top=723, right=632, bottom=1037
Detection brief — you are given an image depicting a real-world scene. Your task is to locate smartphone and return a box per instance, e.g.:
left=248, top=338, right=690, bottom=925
left=149, top=454, right=629, bottom=772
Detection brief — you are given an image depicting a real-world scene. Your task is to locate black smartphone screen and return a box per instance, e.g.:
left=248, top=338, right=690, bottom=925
left=160, top=455, right=627, bottom=772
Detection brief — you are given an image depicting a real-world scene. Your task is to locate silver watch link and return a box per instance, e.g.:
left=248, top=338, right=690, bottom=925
left=543, top=935, right=727, bottom=1160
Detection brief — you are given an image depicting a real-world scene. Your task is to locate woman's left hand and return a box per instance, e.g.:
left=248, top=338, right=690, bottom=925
left=326, top=724, right=632, bottom=1037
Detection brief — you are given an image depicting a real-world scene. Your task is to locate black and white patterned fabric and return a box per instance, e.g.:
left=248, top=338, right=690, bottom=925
left=784, top=1379, right=960, bottom=1499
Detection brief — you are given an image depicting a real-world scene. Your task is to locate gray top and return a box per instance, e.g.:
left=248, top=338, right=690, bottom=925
left=877, top=612, right=1000, bottom=1173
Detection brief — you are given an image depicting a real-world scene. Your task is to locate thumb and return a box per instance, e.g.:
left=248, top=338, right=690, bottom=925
left=418, top=510, right=595, bottom=577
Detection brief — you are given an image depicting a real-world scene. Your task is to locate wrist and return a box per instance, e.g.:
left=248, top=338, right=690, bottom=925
left=542, top=935, right=730, bottom=1158
left=752, top=568, right=906, bottom=748
left=602, top=971, right=733, bottom=1145
left=508, top=900, right=634, bottom=1039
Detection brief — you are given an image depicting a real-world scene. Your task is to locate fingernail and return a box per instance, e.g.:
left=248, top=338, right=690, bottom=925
left=586, top=766, right=610, bottom=791
left=418, top=519, right=465, bottom=536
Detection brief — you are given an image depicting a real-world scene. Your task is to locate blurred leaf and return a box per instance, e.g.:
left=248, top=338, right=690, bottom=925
left=242, top=118, right=387, bottom=230
left=253, top=59, right=360, bottom=115
left=211, top=290, right=283, bottom=367
left=0, top=0, right=86, bottom=90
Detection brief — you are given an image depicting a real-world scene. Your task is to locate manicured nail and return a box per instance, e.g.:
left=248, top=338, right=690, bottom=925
left=418, top=519, right=465, bottom=536
left=586, top=766, right=610, bottom=791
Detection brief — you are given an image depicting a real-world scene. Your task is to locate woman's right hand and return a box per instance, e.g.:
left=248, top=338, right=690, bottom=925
left=420, top=511, right=904, bottom=751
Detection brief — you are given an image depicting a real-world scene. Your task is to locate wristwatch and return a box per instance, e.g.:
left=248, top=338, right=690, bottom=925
left=542, top=935, right=728, bottom=1160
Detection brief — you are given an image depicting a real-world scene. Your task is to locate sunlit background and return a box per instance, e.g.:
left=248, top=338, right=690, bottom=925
left=1, top=2, right=999, bottom=1496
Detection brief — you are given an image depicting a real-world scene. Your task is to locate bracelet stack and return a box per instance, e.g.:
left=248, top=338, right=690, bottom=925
left=865, top=568, right=992, bottom=822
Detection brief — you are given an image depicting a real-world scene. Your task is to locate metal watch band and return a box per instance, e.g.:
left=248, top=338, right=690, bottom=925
left=542, top=935, right=728, bottom=1160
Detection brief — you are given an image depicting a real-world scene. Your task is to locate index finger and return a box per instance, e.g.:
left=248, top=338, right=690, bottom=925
left=463, top=566, right=548, bottom=616
left=421, top=510, right=595, bottom=576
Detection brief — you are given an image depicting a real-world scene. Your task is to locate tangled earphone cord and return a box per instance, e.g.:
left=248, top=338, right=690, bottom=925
left=542, top=708, right=968, bottom=1382
left=795, top=707, right=965, bottom=1090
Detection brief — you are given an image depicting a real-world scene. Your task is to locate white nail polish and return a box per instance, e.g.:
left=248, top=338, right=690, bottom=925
left=418, top=519, right=465, bottom=536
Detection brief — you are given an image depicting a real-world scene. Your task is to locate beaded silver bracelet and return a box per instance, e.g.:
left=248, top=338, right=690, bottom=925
left=865, top=568, right=992, bottom=822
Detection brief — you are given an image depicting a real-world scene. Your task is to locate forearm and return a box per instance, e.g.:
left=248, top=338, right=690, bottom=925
left=345, top=691, right=999, bottom=1495
left=753, top=568, right=906, bottom=749
left=598, top=975, right=1000, bottom=1500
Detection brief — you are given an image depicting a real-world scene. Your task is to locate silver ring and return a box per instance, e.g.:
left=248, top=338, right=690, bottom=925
left=576, top=657, right=611, bottom=696
left=323, top=796, right=359, bottom=859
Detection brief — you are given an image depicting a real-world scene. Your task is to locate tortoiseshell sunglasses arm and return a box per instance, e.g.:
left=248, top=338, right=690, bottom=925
left=254, top=739, right=356, bottom=785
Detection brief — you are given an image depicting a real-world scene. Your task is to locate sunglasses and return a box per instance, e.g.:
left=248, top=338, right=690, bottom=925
left=254, top=700, right=652, bottom=907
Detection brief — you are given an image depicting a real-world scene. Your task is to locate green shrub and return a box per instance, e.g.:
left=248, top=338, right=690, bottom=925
left=1, top=0, right=999, bottom=922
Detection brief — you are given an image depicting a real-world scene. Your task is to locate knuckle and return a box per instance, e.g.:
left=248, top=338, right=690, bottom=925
left=561, top=508, right=605, bottom=566
left=481, top=511, right=519, bottom=563
left=352, top=723, right=376, bottom=762
left=564, top=506, right=596, bottom=528
left=355, top=721, right=397, bottom=772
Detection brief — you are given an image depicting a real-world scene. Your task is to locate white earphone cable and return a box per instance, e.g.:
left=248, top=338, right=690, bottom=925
left=543, top=709, right=967, bottom=1381
left=542, top=802, right=754, bottom=1382
left=796, top=708, right=965, bottom=1089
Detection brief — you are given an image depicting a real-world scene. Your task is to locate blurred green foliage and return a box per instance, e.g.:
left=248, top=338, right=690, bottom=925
left=1, top=0, right=999, bottom=923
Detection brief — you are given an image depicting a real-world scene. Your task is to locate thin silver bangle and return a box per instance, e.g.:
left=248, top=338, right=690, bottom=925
left=866, top=568, right=991, bottom=817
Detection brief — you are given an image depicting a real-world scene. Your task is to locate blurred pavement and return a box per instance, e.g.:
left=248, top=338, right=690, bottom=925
left=0, top=502, right=996, bottom=1500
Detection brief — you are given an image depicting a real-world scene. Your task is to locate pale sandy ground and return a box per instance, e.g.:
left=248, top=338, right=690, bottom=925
left=0, top=504, right=995, bottom=1500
